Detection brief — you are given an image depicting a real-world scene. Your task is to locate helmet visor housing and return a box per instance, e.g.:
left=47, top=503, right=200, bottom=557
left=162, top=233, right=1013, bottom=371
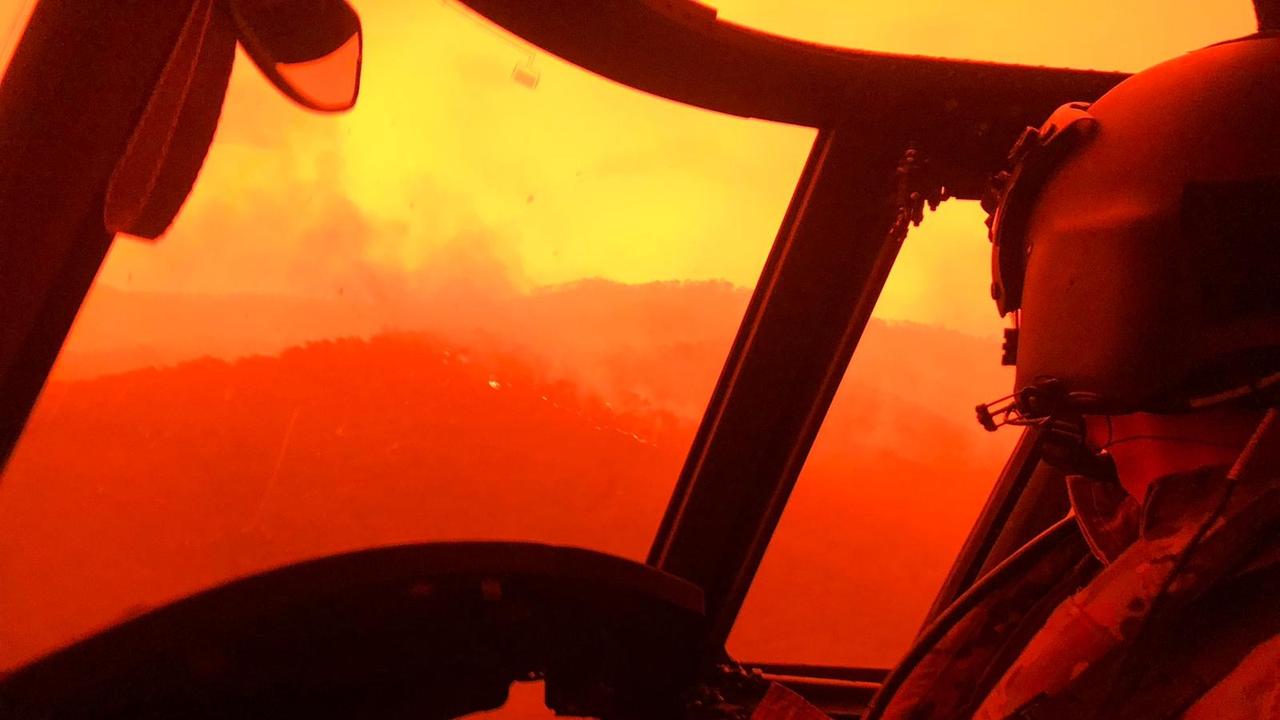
left=990, top=35, right=1280, bottom=417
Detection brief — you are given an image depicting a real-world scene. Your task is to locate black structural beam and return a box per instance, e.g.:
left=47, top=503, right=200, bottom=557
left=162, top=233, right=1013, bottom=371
left=457, top=0, right=1127, bottom=199
left=0, top=1, right=197, bottom=470
left=648, top=120, right=914, bottom=651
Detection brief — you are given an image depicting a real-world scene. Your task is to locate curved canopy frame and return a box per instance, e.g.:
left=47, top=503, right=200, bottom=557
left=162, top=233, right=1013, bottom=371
left=457, top=0, right=1128, bottom=198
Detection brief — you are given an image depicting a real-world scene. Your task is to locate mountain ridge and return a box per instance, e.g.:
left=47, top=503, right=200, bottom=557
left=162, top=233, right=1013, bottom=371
left=4, top=277, right=1018, bottom=672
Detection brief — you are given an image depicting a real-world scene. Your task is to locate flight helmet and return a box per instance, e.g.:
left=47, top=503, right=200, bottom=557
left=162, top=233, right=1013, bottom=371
left=979, top=31, right=1280, bottom=432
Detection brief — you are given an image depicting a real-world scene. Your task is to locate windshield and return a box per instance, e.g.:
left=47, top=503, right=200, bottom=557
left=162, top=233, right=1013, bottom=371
left=0, top=1, right=32, bottom=70
left=730, top=201, right=1018, bottom=668
left=0, top=1, right=812, bottom=668
left=0, top=0, right=1262, bottom=679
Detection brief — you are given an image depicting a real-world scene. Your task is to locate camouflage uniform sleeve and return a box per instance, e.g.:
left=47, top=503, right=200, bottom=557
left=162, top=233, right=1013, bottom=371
left=973, top=465, right=1280, bottom=720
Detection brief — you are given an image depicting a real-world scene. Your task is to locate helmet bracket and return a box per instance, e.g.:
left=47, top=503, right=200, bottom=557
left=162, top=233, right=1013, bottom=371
left=984, top=103, right=1099, bottom=316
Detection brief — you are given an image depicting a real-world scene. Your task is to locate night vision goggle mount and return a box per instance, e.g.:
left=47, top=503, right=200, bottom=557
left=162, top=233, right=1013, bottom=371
left=976, top=377, right=1116, bottom=477
left=981, top=102, right=1100, bottom=379
left=974, top=377, right=1108, bottom=432
left=983, top=101, right=1099, bottom=318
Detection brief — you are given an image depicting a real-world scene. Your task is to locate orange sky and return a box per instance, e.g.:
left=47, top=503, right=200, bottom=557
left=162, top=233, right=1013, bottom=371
left=0, top=0, right=1249, bottom=339
left=717, top=1, right=1256, bottom=69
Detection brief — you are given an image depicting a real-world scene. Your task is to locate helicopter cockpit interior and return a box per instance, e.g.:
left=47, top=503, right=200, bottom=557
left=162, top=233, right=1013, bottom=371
left=0, top=2, right=1263, bottom=718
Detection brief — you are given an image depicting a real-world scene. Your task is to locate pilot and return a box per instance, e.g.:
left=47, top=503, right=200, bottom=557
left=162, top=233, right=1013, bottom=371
left=865, top=16, right=1280, bottom=720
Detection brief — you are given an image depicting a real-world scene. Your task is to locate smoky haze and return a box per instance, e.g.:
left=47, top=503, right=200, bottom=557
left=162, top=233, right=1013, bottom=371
left=2, top=0, right=1252, bottom=687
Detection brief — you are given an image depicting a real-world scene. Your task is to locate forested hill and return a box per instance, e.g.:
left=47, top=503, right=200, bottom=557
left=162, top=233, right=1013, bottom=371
left=2, top=279, right=1016, bottom=672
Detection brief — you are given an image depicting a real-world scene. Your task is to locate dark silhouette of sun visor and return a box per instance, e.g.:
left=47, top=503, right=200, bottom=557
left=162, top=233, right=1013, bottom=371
left=104, top=0, right=362, bottom=240
left=230, top=0, right=363, bottom=112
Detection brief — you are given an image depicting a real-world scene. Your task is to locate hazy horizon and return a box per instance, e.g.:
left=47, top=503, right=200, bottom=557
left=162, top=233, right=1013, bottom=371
left=3, top=276, right=1016, bottom=673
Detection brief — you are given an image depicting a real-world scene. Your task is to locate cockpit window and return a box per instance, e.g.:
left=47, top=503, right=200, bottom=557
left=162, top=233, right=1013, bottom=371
left=0, top=1, right=811, bottom=669
left=0, top=1, right=35, bottom=74
left=728, top=201, right=1017, bottom=668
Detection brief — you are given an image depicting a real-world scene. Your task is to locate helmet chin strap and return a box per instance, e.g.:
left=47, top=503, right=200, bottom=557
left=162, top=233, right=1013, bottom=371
left=1095, top=409, right=1274, bottom=499
left=1098, top=435, right=1247, bottom=451
left=1039, top=416, right=1117, bottom=480
left=1187, top=369, right=1280, bottom=410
